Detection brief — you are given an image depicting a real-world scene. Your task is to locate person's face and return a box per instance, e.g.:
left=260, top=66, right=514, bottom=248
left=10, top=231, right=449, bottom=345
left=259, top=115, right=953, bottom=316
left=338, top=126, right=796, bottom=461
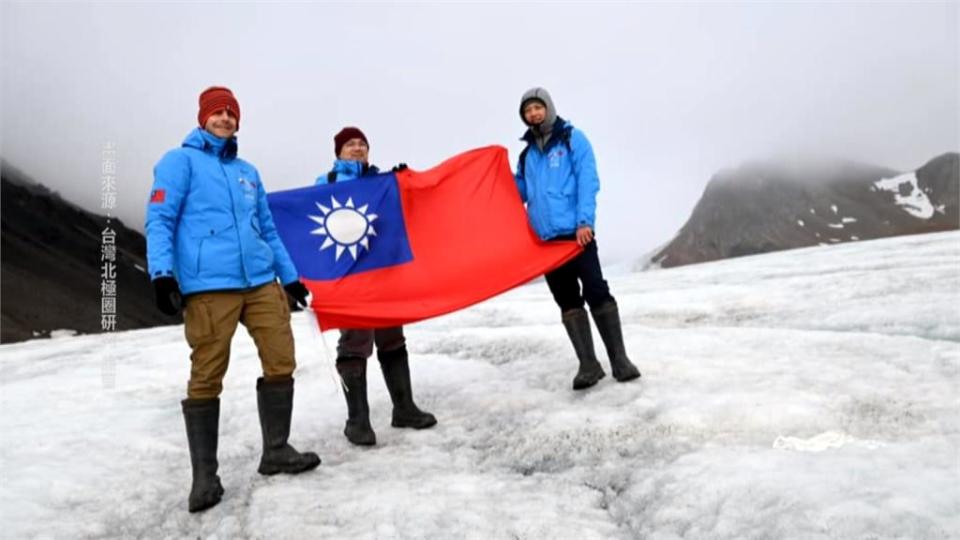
left=203, top=109, right=238, bottom=139
left=339, top=138, right=369, bottom=162
left=523, top=101, right=547, bottom=125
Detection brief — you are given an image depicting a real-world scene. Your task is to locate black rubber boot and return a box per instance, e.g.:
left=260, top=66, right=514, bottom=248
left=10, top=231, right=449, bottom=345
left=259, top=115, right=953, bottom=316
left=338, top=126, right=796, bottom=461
left=378, top=346, right=437, bottom=429
left=182, top=398, right=225, bottom=513
left=591, top=302, right=641, bottom=382
left=256, top=376, right=321, bottom=475
left=562, top=308, right=606, bottom=390
left=337, top=357, right=377, bottom=446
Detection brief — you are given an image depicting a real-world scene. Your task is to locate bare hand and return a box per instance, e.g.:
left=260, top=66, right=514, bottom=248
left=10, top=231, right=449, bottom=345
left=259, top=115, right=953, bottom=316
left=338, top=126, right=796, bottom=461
left=576, top=226, right=594, bottom=246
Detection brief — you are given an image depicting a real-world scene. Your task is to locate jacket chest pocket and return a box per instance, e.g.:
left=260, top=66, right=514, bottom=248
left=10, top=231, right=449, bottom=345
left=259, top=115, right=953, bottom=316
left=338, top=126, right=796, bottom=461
left=529, top=149, right=574, bottom=197
left=224, top=164, right=258, bottom=210
left=237, top=178, right=258, bottom=208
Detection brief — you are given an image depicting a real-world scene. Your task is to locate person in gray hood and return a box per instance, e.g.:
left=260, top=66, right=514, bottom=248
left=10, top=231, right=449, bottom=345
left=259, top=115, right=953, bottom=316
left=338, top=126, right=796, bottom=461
left=514, top=87, right=641, bottom=390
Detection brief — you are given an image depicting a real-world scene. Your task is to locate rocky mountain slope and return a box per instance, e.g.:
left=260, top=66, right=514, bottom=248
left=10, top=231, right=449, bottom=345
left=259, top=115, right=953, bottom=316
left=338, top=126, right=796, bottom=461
left=651, top=153, right=958, bottom=268
left=1, top=164, right=176, bottom=343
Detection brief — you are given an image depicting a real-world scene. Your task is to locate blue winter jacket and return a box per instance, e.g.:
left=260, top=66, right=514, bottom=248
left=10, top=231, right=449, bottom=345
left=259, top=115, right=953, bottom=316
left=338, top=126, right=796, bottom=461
left=314, top=160, right=381, bottom=184
left=514, top=118, right=600, bottom=241
left=145, top=128, right=299, bottom=295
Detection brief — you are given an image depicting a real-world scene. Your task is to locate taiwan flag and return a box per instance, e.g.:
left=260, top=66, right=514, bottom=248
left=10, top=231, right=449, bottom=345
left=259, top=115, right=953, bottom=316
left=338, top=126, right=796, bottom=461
left=267, top=146, right=581, bottom=330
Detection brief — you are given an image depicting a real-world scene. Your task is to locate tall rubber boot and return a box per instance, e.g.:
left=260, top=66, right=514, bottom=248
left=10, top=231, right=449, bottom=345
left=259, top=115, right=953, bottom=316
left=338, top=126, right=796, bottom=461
left=336, top=357, right=376, bottom=446
left=256, top=376, right=322, bottom=475
left=590, top=302, right=641, bottom=382
left=561, top=308, right=606, bottom=390
left=378, top=346, right=437, bottom=429
left=182, top=398, right=225, bottom=513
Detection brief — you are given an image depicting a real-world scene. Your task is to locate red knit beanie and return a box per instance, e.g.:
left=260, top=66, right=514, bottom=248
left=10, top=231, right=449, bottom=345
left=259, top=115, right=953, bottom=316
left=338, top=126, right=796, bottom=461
left=334, top=127, right=369, bottom=157
left=197, top=86, right=241, bottom=130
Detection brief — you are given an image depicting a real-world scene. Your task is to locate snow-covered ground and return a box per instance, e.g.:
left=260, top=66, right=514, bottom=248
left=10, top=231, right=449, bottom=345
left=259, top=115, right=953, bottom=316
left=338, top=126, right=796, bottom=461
left=2, top=231, right=958, bottom=539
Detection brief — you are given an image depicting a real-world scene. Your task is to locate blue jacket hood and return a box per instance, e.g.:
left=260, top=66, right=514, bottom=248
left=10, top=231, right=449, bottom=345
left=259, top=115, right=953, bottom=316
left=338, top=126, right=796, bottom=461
left=332, top=159, right=366, bottom=177
left=182, top=127, right=238, bottom=160
left=315, top=160, right=381, bottom=184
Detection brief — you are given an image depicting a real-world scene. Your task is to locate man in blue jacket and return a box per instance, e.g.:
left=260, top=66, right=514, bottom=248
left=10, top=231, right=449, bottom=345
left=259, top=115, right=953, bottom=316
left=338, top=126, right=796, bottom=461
left=146, top=86, right=319, bottom=513
left=514, top=87, right=641, bottom=390
left=315, top=126, right=436, bottom=447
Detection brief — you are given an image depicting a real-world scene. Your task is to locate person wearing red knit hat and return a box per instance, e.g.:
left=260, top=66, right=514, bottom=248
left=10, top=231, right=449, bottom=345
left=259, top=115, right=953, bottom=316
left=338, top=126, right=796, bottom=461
left=197, top=86, right=241, bottom=131
left=146, top=85, right=320, bottom=513
left=309, top=127, right=434, bottom=448
left=333, top=126, right=367, bottom=157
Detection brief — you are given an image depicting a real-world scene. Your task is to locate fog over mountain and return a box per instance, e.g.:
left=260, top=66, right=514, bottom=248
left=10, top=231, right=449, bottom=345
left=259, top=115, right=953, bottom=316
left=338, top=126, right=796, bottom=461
left=650, top=153, right=959, bottom=268
left=2, top=2, right=957, bottom=262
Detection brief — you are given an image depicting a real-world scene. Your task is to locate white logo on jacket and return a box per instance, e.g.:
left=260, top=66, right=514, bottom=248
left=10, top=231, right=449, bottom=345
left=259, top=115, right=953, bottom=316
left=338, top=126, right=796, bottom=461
left=548, top=149, right=566, bottom=168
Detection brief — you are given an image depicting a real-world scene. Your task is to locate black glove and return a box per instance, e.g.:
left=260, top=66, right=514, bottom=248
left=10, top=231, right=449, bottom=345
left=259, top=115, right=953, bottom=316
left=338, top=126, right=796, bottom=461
left=153, top=277, right=182, bottom=316
left=284, top=280, right=310, bottom=308
left=391, top=163, right=408, bottom=172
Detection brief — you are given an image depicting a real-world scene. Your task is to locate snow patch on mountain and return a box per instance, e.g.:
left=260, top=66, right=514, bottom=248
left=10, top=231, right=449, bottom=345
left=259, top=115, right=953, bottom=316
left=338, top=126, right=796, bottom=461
left=874, top=172, right=936, bottom=219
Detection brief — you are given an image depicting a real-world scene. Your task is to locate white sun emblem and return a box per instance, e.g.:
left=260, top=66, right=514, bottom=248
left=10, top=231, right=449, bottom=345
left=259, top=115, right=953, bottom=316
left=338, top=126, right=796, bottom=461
left=308, top=196, right=378, bottom=260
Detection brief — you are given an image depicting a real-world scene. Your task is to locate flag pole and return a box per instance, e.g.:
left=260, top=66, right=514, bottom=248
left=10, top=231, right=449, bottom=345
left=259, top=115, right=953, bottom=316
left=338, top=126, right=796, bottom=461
left=304, top=306, right=346, bottom=395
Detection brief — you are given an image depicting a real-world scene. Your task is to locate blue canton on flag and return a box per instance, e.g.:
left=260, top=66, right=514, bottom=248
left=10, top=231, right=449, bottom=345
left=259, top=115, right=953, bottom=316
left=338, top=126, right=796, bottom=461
left=268, top=174, right=413, bottom=280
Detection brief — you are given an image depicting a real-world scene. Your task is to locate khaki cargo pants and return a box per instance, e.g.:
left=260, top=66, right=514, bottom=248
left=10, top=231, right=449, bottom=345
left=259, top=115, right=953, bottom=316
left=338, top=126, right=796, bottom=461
left=184, top=282, right=296, bottom=399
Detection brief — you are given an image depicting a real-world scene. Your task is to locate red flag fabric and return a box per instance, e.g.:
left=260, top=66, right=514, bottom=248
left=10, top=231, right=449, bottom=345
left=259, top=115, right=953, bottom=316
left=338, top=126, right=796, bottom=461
left=290, top=146, right=581, bottom=330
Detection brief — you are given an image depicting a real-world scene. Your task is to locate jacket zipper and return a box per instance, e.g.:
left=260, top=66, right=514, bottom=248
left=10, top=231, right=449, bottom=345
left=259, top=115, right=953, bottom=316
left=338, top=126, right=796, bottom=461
left=220, top=160, right=250, bottom=286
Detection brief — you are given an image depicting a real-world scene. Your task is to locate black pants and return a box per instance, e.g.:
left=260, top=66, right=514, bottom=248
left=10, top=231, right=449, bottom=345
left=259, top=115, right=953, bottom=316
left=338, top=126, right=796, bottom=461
left=337, top=326, right=405, bottom=360
left=544, top=236, right=615, bottom=312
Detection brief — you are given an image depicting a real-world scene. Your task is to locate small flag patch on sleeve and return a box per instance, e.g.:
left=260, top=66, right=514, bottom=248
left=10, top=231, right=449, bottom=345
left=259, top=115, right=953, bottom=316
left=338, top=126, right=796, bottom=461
left=150, top=189, right=166, bottom=203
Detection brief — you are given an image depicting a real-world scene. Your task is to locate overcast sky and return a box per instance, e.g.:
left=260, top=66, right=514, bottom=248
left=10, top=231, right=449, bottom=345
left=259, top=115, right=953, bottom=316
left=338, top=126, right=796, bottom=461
left=2, top=2, right=957, bottom=263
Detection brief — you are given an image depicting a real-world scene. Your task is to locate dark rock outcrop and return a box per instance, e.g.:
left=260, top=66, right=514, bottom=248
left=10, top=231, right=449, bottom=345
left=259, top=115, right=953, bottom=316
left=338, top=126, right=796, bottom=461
left=1, top=163, right=177, bottom=343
